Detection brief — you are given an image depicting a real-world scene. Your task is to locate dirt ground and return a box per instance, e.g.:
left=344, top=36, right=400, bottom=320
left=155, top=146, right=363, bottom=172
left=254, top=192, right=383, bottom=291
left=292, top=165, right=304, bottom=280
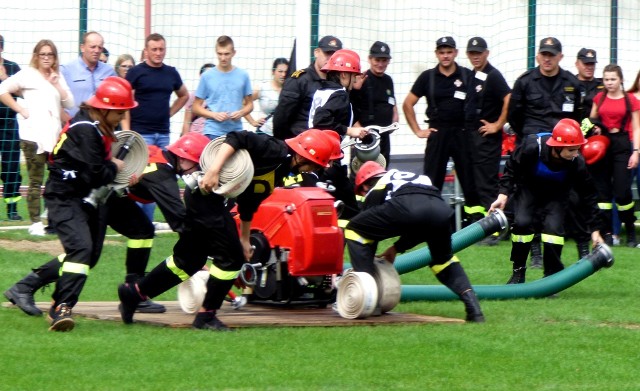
left=0, top=239, right=64, bottom=256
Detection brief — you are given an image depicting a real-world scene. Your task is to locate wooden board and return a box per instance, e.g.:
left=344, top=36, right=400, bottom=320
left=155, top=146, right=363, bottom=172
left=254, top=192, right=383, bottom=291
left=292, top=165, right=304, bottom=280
left=3, top=301, right=465, bottom=328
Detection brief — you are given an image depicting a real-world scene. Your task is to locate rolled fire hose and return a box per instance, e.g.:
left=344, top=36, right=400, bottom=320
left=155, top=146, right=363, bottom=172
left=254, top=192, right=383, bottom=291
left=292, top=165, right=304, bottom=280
left=400, top=244, right=614, bottom=301
left=111, top=130, right=148, bottom=190
left=336, top=258, right=401, bottom=319
left=393, top=209, right=508, bottom=275
left=199, top=136, right=255, bottom=198
left=177, top=270, right=209, bottom=314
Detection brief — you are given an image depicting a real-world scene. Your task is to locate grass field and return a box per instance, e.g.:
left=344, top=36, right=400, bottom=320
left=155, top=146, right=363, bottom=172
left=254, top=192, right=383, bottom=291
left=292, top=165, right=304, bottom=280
left=1, top=224, right=640, bottom=391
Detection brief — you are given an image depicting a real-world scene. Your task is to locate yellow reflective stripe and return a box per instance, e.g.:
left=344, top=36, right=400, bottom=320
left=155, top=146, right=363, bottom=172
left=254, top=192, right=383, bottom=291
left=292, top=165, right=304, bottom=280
left=57, top=254, right=66, bottom=263
left=166, top=255, right=190, bottom=281
left=61, top=261, right=90, bottom=275
left=617, top=201, right=635, bottom=212
left=127, top=238, right=154, bottom=249
left=53, top=133, right=67, bottom=155
left=3, top=196, right=22, bottom=204
left=598, top=202, right=613, bottom=210
left=464, top=205, right=487, bottom=216
left=511, top=233, right=534, bottom=243
left=541, top=233, right=564, bottom=245
left=337, top=219, right=349, bottom=228
left=283, top=174, right=303, bottom=186
left=355, top=195, right=365, bottom=202
left=430, top=256, right=460, bottom=275
left=208, top=263, right=240, bottom=281
left=344, top=229, right=374, bottom=244
left=143, top=163, right=158, bottom=175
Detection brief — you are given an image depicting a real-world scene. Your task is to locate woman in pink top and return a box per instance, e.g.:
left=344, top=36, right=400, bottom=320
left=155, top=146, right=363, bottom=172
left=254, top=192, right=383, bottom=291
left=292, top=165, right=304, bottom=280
left=589, top=64, right=640, bottom=247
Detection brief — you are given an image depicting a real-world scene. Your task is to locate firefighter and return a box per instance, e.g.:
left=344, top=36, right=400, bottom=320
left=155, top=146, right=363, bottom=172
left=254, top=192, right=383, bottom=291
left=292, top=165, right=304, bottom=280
left=117, top=129, right=338, bottom=331
left=489, top=119, right=604, bottom=284
left=4, top=132, right=210, bottom=318
left=345, top=161, right=485, bottom=323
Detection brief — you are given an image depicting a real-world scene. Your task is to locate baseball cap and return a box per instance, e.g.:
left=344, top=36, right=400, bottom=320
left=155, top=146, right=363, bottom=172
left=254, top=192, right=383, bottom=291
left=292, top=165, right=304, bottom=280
left=539, top=37, right=562, bottom=55
left=577, top=48, right=597, bottom=64
left=318, top=36, right=343, bottom=52
left=436, top=36, right=456, bottom=49
left=369, top=41, right=391, bottom=58
left=466, top=37, right=488, bottom=52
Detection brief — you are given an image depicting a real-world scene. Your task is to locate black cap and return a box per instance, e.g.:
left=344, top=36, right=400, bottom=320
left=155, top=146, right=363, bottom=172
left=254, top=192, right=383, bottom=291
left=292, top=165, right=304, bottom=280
left=318, top=36, right=342, bottom=52
left=369, top=41, right=391, bottom=58
left=577, top=48, right=597, bottom=64
left=539, top=37, right=562, bottom=55
left=466, top=37, right=487, bottom=52
left=436, top=36, right=456, bottom=49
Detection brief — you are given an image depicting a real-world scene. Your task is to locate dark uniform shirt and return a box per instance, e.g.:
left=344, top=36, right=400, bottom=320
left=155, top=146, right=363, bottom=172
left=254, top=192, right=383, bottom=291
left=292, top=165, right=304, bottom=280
left=499, top=133, right=599, bottom=228
left=577, top=77, right=604, bottom=120
left=273, top=64, right=326, bottom=140
left=466, top=62, right=511, bottom=127
left=350, top=69, right=396, bottom=127
left=309, top=79, right=352, bottom=136
left=508, top=67, right=582, bottom=137
left=0, top=59, right=21, bottom=123
left=409, top=63, right=473, bottom=127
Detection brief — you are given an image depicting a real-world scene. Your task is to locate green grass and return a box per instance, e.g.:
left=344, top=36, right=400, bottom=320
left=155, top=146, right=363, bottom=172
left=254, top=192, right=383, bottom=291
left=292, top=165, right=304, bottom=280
left=1, top=229, right=640, bottom=390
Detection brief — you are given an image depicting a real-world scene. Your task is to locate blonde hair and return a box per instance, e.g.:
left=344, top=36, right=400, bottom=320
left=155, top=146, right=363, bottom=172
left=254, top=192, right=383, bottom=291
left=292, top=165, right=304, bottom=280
left=30, top=39, right=59, bottom=72
left=114, top=53, right=135, bottom=76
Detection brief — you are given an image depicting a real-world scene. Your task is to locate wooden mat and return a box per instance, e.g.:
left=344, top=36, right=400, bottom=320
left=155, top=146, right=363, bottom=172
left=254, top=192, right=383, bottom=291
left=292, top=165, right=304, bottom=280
left=3, top=301, right=465, bottom=328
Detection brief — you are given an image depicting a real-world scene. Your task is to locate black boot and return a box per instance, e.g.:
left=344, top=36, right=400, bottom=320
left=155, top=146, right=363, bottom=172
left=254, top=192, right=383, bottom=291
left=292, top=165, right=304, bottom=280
left=123, top=274, right=166, bottom=313
left=529, top=234, right=542, bottom=269
left=4, top=272, right=44, bottom=315
left=626, top=224, right=637, bottom=248
left=6, top=202, right=22, bottom=221
left=507, top=266, right=526, bottom=284
left=460, top=290, right=485, bottom=323
left=576, top=241, right=590, bottom=259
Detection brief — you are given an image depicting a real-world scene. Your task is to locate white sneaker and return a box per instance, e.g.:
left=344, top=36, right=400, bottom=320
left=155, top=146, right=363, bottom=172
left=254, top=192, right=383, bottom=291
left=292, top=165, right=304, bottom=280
left=153, top=222, right=171, bottom=232
left=231, top=296, right=247, bottom=310
left=28, top=222, right=45, bottom=236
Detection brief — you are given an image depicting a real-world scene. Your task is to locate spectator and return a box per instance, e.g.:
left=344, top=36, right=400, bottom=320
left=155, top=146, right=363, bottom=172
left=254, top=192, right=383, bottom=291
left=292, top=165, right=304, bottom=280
left=123, top=33, right=189, bottom=149
left=244, top=57, right=289, bottom=135
left=0, top=33, right=23, bottom=221
left=272, top=35, right=342, bottom=140
left=192, top=35, right=252, bottom=140
left=576, top=48, right=603, bottom=120
left=181, top=63, right=215, bottom=136
left=350, top=41, right=398, bottom=166
left=100, top=47, right=109, bottom=64
left=0, top=39, right=74, bottom=236
left=114, top=53, right=135, bottom=79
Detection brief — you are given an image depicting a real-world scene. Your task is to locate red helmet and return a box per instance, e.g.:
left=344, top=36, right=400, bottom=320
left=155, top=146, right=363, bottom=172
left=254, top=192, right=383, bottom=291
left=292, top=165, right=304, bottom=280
left=581, top=135, right=610, bottom=165
left=167, top=133, right=211, bottom=163
left=546, top=118, right=587, bottom=147
left=324, top=130, right=344, bottom=160
left=86, top=76, right=138, bottom=110
left=354, top=160, right=387, bottom=195
left=321, top=49, right=362, bottom=74
left=285, top=129, right=333, bottom=168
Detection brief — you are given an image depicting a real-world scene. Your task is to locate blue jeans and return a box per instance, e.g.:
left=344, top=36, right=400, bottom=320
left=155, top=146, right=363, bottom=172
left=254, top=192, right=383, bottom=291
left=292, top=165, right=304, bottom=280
left=140, top=132, right=170, bottom=149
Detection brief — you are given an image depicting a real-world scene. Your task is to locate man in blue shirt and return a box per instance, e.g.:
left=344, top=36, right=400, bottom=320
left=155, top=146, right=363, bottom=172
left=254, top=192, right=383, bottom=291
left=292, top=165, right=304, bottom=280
left=123, top=33, right=188, bottom=149
left=192, top=35, right=253, bottom=140
left=60, top=31, right=116, bottom=119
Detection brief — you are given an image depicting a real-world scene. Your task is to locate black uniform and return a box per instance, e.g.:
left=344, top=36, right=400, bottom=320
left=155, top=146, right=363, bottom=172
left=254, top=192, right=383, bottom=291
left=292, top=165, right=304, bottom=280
left=44, top=111, right=118, bottom=309
left=0, top=58, right=22, bottom=211
left=499, top=134, right=600, bottom=277
left=409, top=63, right=479, bottom=214
left=508, top=67, right=582, bottom=138
left=345, top=169, right=483, bottom=321
left=465, top=62, right=511, bottom=214
left=350, top=69, right=396, bottom=164
left=273, top=64, right=326, bottom=140
left=578, top=77, right=604, bottom=121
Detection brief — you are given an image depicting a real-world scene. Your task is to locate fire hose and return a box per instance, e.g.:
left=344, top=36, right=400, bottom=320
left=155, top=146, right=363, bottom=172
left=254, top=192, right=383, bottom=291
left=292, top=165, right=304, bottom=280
left=400, top=244, right=614, bottom=301
left=197, top=136, right=255, bottom=198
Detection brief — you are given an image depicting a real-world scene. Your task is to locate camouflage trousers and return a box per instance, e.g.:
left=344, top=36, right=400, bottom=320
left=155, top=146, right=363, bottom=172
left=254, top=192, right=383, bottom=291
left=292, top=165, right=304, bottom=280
left=20, top=140, right=46, bottom=223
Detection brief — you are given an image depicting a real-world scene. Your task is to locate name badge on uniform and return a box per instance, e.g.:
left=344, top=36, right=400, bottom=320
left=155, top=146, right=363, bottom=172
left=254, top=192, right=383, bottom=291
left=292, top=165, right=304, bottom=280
left=475, top=71, right=487, bottom=81
left=388, top=97, right=396, bottom=106
left=454, top=91, right=467, bottom=100
left=562, top=103, right=574, bottom=112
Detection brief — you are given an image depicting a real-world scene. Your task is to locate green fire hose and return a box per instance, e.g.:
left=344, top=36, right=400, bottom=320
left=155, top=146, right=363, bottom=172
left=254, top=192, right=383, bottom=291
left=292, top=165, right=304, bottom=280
left=400, top=244, right=614, bottom=301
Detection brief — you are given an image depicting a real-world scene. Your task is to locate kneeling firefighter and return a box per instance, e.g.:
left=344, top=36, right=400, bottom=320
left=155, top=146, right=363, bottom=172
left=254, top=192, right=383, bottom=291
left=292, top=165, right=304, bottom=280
left=344, top=161, right=485, bottom=322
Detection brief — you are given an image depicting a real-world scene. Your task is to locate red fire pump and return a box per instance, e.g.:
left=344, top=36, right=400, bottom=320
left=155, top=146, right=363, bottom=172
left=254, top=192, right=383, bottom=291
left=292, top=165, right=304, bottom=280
left=236, top=186, right=344, bottom=306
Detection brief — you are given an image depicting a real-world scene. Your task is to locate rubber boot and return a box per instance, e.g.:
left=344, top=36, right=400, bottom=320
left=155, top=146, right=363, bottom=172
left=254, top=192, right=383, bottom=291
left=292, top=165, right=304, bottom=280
left=576, top=241, right=590, bottom=259
left=6, top=202, right=22, bottom=221
left=4, top=272, right=44, bottom=316
left=529, top=234, right=542, bottom=269
left=460, top=290, right=485, bottom=323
